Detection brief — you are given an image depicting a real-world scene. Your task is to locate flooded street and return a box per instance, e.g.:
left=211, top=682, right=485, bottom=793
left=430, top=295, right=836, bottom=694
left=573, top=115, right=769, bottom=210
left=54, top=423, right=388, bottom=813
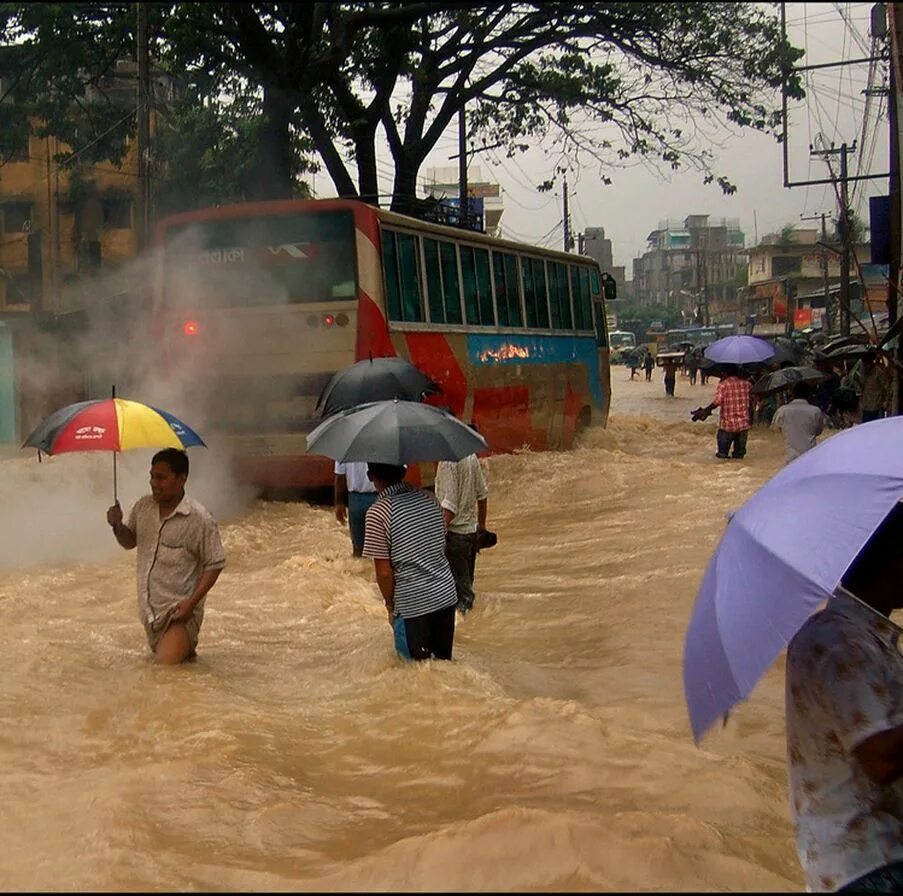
left=0, top=369, right=806, bottom=891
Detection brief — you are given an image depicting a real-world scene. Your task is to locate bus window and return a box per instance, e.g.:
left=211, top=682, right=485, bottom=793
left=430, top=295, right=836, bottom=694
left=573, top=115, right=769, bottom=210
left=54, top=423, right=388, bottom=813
left=590, top=269, right=601, bottom=296
left=439, top=241, right=463, bottom=324
left=592, top=300, right=608, bottom=347
left=382, top=230, right=424, bottom=322
left=570, top=265, right=593, bottom=330
left=475, top=247, right=494, bottom=325
left=423, top=238, right=444, bottom=322
left=461, top=245, right=493, bottom=326
left=492, top=251, right=522, bottom=327
left=523, top=256, right=549, bottom=329
left=548, top=261, right=572, bottom=330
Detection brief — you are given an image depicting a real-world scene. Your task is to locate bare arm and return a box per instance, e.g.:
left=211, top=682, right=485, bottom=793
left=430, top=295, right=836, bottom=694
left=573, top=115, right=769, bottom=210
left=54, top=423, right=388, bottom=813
left=170, top=568, right=222, bottom=624
left=334, top=474, right=348, bottom=524
left=106, top=502, right=137, bottom=550
left=477, top=498, right=487, bottom=530
left=853, top=725, right=903, bottom=787
left=442, top=507, right=453, bottom=529
left=374, top=558, right=395, bottom=624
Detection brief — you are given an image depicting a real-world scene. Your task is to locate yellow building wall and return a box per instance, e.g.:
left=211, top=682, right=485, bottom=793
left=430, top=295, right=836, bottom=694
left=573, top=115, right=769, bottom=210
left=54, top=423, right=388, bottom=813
left=0, top=129, right=139, bottom=314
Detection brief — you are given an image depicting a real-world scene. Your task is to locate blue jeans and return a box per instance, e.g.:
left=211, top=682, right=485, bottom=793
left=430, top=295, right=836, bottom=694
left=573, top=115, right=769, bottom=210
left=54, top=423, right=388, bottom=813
left=348, top=491, right=377, bottom=555
left=716, top=428, right=748, bottom=459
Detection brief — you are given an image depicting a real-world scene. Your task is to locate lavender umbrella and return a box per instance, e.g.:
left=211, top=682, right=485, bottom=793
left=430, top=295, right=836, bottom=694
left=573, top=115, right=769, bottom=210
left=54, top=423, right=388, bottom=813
left=683, top=416, right=903, bottom=743
left=703, top=335, right=775, bottom=365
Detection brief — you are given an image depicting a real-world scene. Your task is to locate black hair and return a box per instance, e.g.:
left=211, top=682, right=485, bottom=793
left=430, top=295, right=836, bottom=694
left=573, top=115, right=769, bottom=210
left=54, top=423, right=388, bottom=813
left=841, top=503, right=903, bottom=594
left=367, top=462, right=406, bottom=484
left=152, top=447, right=189, bottom=477
left=792, top=382, right=812, bottom=400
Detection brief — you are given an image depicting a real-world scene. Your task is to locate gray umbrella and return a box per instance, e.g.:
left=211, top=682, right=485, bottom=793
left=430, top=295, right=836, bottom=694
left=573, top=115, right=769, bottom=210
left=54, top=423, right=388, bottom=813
left=752, top=365, right=828, bottom=396
left=306, top=399, right=488, bottom=464
left=316, top=356, right=439, bottom=417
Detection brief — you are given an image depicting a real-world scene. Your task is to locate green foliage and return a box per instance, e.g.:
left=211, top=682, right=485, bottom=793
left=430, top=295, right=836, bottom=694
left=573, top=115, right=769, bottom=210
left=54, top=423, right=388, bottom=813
left=779, top=223, right=797, bottom=243
left=1, top=2, right=805, bottom=215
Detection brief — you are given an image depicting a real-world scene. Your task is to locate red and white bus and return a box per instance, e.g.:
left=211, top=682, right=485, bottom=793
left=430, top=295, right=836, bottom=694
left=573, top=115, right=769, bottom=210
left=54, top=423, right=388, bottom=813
left=151, top=198, right=612, bottom=489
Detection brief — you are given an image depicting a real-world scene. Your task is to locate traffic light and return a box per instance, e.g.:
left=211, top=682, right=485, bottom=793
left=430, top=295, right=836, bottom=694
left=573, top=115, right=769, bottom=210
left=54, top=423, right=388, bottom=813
left=601, top=272, right=617, bottom=301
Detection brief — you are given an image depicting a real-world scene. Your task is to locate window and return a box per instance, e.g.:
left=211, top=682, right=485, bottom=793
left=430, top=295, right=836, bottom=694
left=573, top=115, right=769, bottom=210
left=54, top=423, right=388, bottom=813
left=570, top=265, right=593, bottom=330
left=423, top=238, right=444, bottom=322
left=461, top=245, right=495, bottom=326
left=492, top=251, right=522, bottom=327
left=773, top=255, right=801, bottom=276
left=382, top=230, right=424, bottom=322
left=522, top=256, right=549, bottom=328
left=547, top=261, right=572, bottom=330
left=2, top=202, right=31, bottom=233
left=439, top=241, right=462, bottom=324
left=102, top=198, right=131, bottom=230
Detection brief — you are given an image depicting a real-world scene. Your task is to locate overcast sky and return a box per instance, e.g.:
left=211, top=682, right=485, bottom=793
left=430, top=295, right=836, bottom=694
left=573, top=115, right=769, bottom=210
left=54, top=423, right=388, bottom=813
left=315, top=4, right=888, bottom=277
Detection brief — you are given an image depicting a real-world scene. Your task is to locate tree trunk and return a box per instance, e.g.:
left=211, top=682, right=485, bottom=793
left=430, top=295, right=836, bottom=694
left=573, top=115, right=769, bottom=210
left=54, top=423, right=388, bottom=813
left=390, top=157, right=423, bottom=215
left=354, top=130, right=380, bottom=207
left=246, top=84, right=295, bottom=200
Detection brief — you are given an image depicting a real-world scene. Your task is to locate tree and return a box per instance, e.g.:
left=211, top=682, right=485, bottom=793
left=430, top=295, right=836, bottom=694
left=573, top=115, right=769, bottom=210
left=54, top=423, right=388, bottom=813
left=3, top=3, right=804, bottom=213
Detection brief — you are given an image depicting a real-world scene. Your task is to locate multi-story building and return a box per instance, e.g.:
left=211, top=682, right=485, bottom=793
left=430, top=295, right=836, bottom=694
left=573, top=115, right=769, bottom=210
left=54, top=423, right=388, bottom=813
left=631, top=215, right=746, bottom=324
left=744, top=228, right=874, bottom=333
left=580, top=226, right=625, bottom=297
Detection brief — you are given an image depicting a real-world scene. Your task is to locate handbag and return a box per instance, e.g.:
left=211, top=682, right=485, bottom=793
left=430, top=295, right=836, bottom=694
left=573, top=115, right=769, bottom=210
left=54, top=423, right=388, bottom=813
left=476, top=527, right=498, bottom=550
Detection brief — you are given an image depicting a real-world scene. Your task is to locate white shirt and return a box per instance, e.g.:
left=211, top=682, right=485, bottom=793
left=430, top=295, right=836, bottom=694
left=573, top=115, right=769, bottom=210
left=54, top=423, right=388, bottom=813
left=786, top=587, right=903, bottom=892
left=334, top=461, right=376, bottom=494
left=434, top=454, right=488, bottom=534
left=772, top=399, right=827, bottom=463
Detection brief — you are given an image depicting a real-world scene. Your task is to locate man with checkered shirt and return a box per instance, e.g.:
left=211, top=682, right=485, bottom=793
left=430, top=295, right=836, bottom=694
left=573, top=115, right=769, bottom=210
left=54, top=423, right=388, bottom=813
left=692, top=367, right=753, bottom=460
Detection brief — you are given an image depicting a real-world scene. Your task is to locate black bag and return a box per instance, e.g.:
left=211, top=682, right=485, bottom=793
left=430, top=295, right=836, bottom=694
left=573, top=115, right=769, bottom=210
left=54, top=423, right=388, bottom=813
left=477, top=528, right=498, bottom=550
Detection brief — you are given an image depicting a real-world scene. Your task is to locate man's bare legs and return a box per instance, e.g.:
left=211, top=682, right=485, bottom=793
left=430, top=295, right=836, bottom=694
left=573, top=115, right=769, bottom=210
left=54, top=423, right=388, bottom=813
left=154, top=623, right=193, bottom=664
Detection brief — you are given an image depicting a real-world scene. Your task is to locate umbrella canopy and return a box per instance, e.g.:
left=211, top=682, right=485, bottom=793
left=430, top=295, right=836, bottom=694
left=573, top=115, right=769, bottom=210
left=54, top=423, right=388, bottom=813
left=751, top=365, right=828, bottom=397
left=23, top=395, right=206, bottom=502
left=306, top=399, right=488, bottom=465
left=683, top=417, right=903, bottom=743
left=704, top=335, right=775, bottom=365
left=817, top=343, right=875, bottom=362
left=316, top=356, right=440, bottom=417
left=23, top=397, right=206, bottom=455
left=766, top=337, right=807, bottom=367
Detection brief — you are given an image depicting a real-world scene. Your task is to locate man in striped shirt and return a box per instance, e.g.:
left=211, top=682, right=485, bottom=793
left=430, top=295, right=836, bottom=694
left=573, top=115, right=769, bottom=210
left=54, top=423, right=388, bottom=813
left=362, top=463, right=458, bottom=661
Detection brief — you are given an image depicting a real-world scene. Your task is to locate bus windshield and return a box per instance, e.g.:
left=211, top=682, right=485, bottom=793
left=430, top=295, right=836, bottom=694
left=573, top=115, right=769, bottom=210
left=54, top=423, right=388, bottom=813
left=161, top=210, right=358, bottom=307
left=609, top=331, right=636, bottom=350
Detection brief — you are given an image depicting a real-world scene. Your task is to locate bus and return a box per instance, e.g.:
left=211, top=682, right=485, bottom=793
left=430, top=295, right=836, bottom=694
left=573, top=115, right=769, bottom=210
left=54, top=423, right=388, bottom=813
left=608, top=329, right=637, bottom=363
left=151, top=198, right=612, bottom=489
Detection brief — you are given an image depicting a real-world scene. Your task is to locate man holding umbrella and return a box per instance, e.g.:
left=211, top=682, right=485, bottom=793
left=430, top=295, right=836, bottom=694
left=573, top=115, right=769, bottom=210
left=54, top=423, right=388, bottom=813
left=362, top=463, right=458, bottom=661
left=786, top=504, right=903, bottom=892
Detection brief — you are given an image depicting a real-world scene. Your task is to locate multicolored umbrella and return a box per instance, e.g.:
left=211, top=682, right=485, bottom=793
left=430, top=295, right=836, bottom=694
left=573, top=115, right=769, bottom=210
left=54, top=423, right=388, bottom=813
left=23, top=391, right=205, bottom=501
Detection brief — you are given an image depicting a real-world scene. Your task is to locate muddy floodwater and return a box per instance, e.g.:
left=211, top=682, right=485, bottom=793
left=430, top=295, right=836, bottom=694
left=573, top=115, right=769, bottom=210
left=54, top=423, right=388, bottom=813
left=0, top=370, right=808, bottom=891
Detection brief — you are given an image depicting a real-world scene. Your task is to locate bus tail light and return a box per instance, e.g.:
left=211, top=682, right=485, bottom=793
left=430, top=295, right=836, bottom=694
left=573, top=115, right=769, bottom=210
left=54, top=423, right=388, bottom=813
left=183, top=320, right=199, bottom=337
left=323, top=314, right=335, bottom=327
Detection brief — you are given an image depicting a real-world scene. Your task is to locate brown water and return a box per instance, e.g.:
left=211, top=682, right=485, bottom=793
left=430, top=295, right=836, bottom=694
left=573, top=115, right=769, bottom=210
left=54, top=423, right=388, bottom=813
left=0, top=370, right=806, bottom=891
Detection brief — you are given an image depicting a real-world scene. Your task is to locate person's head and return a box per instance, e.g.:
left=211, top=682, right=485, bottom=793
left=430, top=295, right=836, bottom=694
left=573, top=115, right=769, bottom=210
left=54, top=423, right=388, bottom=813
left=791, top=382, right=812, bottom=401
left=366, top=462, right=406, bottom=491
left=841, top=503, right=903, bottom=615
left=149, top=448, right=189, bottom=505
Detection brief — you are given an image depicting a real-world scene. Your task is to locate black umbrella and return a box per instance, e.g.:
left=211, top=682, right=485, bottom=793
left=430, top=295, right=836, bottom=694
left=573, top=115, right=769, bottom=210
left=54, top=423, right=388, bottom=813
left=316, top=356, right=440, bottom=417
left=817, top=343, right=876, bottom=363
left=751, top=365, right=828, bottom=397
left=767, top=337, right=805, bottom=366
left=306, top=399, right=488, bottom=464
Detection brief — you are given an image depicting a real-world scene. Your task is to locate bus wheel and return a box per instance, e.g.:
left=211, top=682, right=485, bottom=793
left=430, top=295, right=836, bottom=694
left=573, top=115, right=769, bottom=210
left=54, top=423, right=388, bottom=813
left=575, top=407, right=592, bottom=441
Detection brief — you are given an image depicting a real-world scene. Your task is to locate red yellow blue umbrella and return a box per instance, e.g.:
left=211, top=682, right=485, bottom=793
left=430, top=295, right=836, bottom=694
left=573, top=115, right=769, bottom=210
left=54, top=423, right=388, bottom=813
left=23, top=389, right=206, bottom=501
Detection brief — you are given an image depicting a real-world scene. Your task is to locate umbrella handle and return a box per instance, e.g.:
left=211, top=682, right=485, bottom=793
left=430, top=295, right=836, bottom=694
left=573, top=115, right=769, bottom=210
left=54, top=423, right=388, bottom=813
left=113, top=451, right=118, bottom=504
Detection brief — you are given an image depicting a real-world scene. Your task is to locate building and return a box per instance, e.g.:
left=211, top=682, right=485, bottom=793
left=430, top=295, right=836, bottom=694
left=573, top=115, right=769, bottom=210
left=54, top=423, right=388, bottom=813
left=422, top=165, right=504, bottom=237
left=631, top=215, right=746, bottom=324
left=580, top=226, right=625, bottom=296
left=744, top=228, right=874, bottom=334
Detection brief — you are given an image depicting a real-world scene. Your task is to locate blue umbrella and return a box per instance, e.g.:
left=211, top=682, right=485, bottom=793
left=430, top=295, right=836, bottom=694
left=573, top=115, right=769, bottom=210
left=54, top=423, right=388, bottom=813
left=704, top=335, right=775, bottom=365
left=683, top=416, right=903, bottom=743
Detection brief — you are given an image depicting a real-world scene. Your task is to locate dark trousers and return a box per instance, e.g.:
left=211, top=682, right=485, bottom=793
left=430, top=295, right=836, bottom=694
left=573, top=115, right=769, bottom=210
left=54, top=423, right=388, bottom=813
left=716, top=428, right=748, bottom=459
left=664, top=375, right=675, bottom=396
left=862, top=409, right=886, bottom=424
left=838, top=860, right=903, bottom=892
left=445, top=531, right=479, bottom=611
left=394, top=605, right=456, bottom=661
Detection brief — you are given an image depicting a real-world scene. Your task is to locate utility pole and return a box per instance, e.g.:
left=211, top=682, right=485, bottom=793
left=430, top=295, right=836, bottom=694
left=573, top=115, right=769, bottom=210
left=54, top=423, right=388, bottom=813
left=811, top=140, right=856, bottom=337
left=577, top=231, right=585, bottom=255
left=458, top=106, right=468, bottom=227
left=801, top=211, right=833, bottom=333
left=136, top=2, right=151, bottom=253
left=562, top=177, right=572, bottom=252
left=889, top=1, right=903, bottom=413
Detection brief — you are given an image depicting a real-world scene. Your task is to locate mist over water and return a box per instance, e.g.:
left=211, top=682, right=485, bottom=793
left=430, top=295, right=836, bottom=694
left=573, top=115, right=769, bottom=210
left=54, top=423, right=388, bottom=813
left=0, top=371, right=807, bottom=891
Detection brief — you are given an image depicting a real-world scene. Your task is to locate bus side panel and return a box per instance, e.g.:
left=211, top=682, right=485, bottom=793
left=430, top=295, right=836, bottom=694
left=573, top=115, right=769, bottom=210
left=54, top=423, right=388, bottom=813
left=353, top=223, right=396, bottom=361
